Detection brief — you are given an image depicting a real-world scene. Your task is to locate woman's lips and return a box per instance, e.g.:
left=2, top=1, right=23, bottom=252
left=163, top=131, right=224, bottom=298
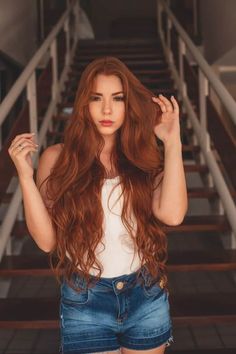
left=99, top=120, right=113, bottom=126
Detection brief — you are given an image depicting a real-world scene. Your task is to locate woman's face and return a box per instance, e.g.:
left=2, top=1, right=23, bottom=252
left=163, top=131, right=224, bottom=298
left=88, top=74, right=125, bottom=139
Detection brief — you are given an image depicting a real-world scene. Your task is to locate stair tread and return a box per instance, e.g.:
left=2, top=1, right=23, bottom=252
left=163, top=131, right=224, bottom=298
left=1, top=249, right=236, bottom=275
left=2, top=185, right=226, bottom=204
left=77, top=38, right=161, bottom=47
left=2, top=214, right=230, bottom=239
left=74, top=53, right=165, bottom=60
left=168, top=249, right=236, bottom=271
left=72, top=59, right=167, bottom=66
left=68, top=68, right=171, bottom=77
left=166, top=214, right=230, bottom=232
left=1, top=292, right=236, bottom=328
left=170, top=350, right=236, bottom=354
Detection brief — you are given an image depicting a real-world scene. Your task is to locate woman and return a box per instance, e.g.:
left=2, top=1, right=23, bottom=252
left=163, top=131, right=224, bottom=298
left=8, top=56, right=188, bottom=354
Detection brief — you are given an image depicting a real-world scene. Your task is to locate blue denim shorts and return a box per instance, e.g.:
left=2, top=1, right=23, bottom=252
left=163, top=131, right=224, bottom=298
left=59, top=265, right=174, bottom=353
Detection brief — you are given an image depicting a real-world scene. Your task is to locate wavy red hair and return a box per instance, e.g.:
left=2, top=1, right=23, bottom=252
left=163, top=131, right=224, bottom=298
left=40, top=56, right=168, bottom=292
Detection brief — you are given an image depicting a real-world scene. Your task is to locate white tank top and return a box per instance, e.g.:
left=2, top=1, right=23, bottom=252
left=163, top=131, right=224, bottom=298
left=66, top=176, right=142, bottom=277
left=92, top=175, right=142, bottom=277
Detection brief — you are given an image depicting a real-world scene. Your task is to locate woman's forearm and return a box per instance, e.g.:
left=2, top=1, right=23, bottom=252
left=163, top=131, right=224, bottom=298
left=19, top=177, right=56, bottom=252
left=157, top=139, right=188, bottom=224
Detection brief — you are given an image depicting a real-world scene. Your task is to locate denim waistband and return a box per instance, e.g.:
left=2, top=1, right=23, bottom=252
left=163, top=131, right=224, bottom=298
left=73, top=264, right=160, bottom=289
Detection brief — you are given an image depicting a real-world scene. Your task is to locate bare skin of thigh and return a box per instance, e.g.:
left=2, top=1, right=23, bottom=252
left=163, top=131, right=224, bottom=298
left=105, top=344, right=166, bottom=354
left=120, top=344, right=166, bottom=354
left=93, top=345, right=166, bottom=354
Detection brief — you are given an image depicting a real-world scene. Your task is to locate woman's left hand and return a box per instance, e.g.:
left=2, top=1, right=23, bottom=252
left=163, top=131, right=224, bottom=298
left=152, top=94, right=180, bottom=145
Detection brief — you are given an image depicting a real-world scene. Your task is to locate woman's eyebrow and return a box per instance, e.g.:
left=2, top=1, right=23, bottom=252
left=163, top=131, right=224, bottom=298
left=91, top=91, right=124, bottom=96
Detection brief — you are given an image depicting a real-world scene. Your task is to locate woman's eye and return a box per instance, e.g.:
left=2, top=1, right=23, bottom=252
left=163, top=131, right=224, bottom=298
left=114, top=96, right=125, bottom=101
left=90, top=96, right=100, bottom=101
left=89, top=96, right=125, bottom=101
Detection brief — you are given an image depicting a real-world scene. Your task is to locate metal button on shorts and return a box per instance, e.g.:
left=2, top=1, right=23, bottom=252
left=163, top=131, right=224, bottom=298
left=116, top=281, right=124, bottom=290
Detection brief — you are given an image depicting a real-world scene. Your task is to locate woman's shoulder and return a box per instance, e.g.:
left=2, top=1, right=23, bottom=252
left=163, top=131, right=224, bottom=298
left=43, top=142, right=63, bottom=154
left=38, top=143, right=63, bottom=166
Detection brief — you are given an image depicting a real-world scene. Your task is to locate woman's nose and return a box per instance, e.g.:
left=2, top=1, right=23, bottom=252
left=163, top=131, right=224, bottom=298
left=102, top=101, right=112, bottom=114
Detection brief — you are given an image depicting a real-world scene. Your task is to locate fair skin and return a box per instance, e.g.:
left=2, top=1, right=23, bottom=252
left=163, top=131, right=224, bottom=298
left=88, top=73, right=125, bottom=173
left=8, top=74, right=187, bottom=354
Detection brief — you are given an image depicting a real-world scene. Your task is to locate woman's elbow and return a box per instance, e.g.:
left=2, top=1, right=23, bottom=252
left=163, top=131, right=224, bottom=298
left=154, top=208, right=187, bottom=226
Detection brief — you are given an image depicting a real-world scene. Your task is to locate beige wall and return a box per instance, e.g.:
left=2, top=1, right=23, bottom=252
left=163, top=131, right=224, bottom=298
left=0, top=0, right=38, bottom=66
left=199, top=0, right=236, bottom=64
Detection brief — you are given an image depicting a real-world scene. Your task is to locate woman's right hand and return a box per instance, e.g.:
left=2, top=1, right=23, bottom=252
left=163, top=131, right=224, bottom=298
left=8, top=132, right=39, bottom=180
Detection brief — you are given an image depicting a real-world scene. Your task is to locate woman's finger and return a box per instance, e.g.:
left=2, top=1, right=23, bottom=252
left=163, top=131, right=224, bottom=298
left=9, top=137, right=38, bottom=151
left=11, top=132, right=35, bottom=144
left=9, top=141, right=38, bottom=157
left=14, top=145, right=38, bottom=156
left=152, top=96, right=167, bottom=113
left=170, top=96, right=179, bottom=114
left=158, top=94, right=174, bottom=112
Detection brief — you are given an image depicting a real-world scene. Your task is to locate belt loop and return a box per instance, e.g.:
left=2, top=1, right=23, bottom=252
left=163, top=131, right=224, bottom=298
left=140, top=265, right=152, bottom=286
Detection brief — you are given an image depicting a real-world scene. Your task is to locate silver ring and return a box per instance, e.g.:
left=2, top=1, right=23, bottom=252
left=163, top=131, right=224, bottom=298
left=18, top=144, right=24, bottom=150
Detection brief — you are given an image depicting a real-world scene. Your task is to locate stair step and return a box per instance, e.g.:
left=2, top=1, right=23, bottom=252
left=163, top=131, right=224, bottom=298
left=1, top=249, right=236, bottom=276
left=1, top=292, right=236, bottom=328
left=165, top=215, right=230, bottom=233
left=43, top=76, right=173, bottom=91
left=3, top=214, right=230, bottom=241
left=187, top=186, right=217, bottom=198
left=68, top=68, right=171, bottom=78
left=70, top=60, right=168, bottom=71
left=170, top=292, right=236, bottom=325
left=1, top=186, right=225, bottom=205
left=74, top=53, right=165, bottom=60
left=65, top=77, right=174, bottom=90
left=77, top=38, right=161, bottom=48
left=167, top=249, right=236, bottom=271
left=170, top=350, right=236, bottom=354
left=0, top=255, right=53, bottom=276
left=0, top=298, right=59, bottom=329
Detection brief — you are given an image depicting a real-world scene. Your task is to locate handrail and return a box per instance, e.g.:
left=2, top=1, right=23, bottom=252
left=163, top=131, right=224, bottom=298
left=157, top=0, right=236, bottom=243
left=0, top=0, right=76, bottom=126
left=0, top=0, right=80, bottom=260
left=159, top=0, right=236, bottom=126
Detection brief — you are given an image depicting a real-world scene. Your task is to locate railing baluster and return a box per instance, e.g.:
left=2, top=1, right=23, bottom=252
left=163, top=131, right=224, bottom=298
left=156, top=0, right=236, bottom=239
left=0, top=0, right=80, bottom=261
left=198, top=69, right=209, bottom=150
left=64, top=19, right=70, bottom=68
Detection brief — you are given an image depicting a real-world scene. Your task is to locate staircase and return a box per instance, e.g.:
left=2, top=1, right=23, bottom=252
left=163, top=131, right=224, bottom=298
left=0, top=37, right=236, bottom=353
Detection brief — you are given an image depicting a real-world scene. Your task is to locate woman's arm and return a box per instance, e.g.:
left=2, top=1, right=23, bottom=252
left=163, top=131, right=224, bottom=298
left=151, top=94, right=188, bottom=225
left=20, top=145, right=60, bottom=252
left=152, top=138, right=188, bottom=225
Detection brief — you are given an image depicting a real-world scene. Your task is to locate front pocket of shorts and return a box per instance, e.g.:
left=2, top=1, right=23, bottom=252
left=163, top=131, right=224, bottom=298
left=142, top=281, right=165, bottom=299
left=61, top=281, right=89, bottom=305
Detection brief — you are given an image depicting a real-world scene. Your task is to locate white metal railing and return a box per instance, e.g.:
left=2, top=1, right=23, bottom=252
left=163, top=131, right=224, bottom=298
left=157, top=0, right=236, bottom=245
left=0, top=0, right=80, bottom=260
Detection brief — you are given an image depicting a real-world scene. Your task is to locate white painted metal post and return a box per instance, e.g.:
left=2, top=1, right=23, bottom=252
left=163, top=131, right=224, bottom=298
left=178, top=37, right=185, bottom=103
left=73, top=0, right=80, bottom=43
left=198, top=69, right=210, bottom=154
left=64, top=18, right=71, bottom=68
left=50, top=39, right=59, bottom=132
left=157, top=0, right=162, bottom=39
left=50, top=40, right=59, bottom=101
left=167, top=18, right=173, bottom=64
left=27, top=71, right=38, bottom=135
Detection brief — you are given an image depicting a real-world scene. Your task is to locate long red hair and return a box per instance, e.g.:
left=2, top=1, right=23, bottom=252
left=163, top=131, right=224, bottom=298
left=40, top=56, right=168, bottom=291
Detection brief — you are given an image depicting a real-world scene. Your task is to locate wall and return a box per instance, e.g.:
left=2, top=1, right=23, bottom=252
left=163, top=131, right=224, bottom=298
left=199, top=0, right=236, bottom=64
left=80, top=0, right=156, bottom=39
left=0, top=0, right=38, bottom=66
